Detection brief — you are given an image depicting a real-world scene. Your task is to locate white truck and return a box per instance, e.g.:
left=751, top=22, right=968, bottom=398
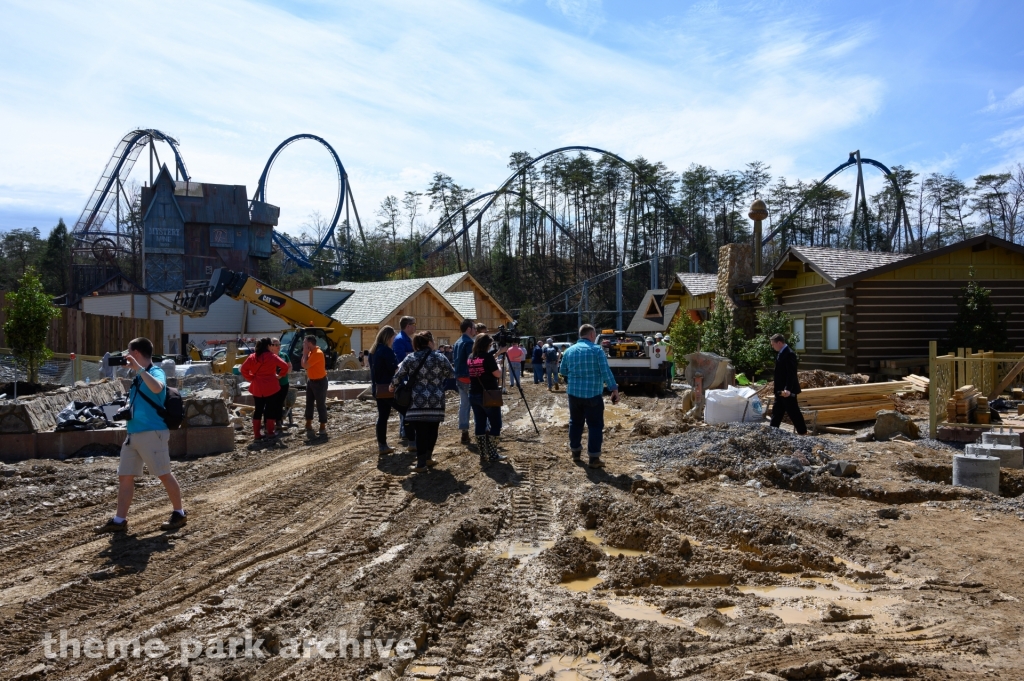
left=597, top=330, right=671, bottom=391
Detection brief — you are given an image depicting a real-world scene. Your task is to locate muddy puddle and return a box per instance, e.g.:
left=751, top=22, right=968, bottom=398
left=524, top=653, right=607, bottom=680
left=497, top=540, right=556, bottom=560
left=571, top=528, right=648, bottom=557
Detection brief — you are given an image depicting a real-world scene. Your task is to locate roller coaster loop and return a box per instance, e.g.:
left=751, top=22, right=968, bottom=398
left=254, top=133, right=362, bottom=272
left=762, top=151, right=914, bottom=251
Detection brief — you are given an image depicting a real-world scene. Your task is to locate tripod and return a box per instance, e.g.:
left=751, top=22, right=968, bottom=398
left=501, top=351, right=539, bottom=434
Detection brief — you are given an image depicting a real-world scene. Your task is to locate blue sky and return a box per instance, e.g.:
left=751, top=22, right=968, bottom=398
left=0, top=0, right=1022, bottom=236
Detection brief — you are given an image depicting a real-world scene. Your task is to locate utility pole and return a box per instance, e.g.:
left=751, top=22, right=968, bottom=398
left=616, top=264, right=623, bottom=330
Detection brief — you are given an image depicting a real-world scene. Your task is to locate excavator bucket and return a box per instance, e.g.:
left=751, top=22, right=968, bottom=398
left=171, top=268, right=236, bottom=317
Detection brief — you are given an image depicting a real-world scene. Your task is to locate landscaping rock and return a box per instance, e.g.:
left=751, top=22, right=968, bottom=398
left=874, top=410, right=920, bottom=441
left=184, top=391, right=230, bottom=428
left=827, top=460, right=858, bottom=477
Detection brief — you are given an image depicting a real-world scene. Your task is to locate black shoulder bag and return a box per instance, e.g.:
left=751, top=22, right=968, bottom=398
left=394, top=352, right=430, bottom=409
left=134, top=367, right=184, bottom=430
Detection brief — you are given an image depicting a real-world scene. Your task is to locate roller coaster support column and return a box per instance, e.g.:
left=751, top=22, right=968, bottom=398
left=616, top=264, right=623, bottom=331
left=749, top=199, right=768, bottom=277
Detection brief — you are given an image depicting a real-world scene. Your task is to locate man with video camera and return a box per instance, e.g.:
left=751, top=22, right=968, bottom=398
left=94, top=338, right=187, bottom=533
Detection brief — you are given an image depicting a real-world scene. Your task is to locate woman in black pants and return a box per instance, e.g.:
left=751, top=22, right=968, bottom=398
left=369, top=326, right=398, bottom=455
left=390, top=331, right=454, bottom=472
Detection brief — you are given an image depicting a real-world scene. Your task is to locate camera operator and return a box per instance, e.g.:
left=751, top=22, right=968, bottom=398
left=94, top=338, right=187, bottom=534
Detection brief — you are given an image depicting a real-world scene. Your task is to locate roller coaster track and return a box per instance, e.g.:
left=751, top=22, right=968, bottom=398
left=72, top=129, right=190, bottom=239
left=763, top=151, right=914, bottom=251
left=417, top=145, right=685, bottom=260
left=254, top=133, right=362, bottom=274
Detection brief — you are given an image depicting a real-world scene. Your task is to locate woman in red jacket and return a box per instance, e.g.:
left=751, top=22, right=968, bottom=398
left=241, top=337, right=290, bottom=441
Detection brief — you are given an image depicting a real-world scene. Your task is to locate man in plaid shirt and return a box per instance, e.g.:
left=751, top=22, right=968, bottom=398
left=559, top=324, right=619, bottom=468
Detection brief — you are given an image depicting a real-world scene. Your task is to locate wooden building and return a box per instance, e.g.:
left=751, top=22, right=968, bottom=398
left=664, top=273, right=718, bottom=321
left=626, top=289, right=680, bottom=334
left=328, top=272, right=512, bottom=350
left=759, top=235, right=1024, bottom=374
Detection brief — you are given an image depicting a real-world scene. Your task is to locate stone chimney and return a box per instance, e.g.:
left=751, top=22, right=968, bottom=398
left=716, top=243, right=755, bottom=336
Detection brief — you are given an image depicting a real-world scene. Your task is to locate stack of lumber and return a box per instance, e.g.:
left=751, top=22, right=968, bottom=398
left=874, top=357, right=929, bottom=378
left=946, top=385, right=979, bottom=424
left=795, top=380, right=911, bottom=426
left=905, top=374, right=930, bottom=395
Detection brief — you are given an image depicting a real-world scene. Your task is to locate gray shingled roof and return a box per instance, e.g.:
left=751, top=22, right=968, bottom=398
left=675, top=273, right=718, bottom=296
left=443, top=290, right=476, bottom=319
left=326, top=272, right=471, bottom=326
left=789, top=246, right=912, bottom=284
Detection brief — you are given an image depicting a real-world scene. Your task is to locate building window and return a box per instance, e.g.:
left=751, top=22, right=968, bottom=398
left=791, top=316, right=806, bottom=352
left=822, top=312, right=840, bottom=353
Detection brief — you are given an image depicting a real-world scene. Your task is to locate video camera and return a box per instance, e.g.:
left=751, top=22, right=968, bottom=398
left=492, top=320, right=520, bottom=348
left=107, top=351, right=165, bottom=366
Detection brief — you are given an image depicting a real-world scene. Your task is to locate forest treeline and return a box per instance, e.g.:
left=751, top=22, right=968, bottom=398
left=3, top=152, right=1022, bottom=336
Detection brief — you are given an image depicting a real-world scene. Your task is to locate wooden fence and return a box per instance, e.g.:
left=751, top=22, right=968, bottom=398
left=0, top=291, right=163, bottom=356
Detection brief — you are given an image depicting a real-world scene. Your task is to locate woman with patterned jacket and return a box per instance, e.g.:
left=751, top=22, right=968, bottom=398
left=391, top=331, right=454, bottom=471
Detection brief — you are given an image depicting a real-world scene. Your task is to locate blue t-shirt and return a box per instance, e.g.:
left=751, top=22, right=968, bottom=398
left=128, top=365, right=168, bottom=433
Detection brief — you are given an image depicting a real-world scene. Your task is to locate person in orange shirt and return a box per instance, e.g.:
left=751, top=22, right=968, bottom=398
left=301, top=335, right=329, bottom=440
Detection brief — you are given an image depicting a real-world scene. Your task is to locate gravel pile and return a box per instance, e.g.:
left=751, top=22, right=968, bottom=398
left=633, top=423, right=845, bottom=478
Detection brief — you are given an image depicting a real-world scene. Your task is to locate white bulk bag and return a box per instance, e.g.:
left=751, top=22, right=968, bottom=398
left=704, top=385, right=764, bottom=424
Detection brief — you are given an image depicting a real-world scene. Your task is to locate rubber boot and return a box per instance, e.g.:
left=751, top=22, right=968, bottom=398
left=252, top=419, right=264, bottom=441
left=477, top=435, right=488, bottom=465
left=265, top=419, right=276, bottom=439
left=488, top=434, right=507, bottom=462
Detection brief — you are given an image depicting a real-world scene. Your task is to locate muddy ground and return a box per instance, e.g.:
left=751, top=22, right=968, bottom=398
left=1, top=382, right=1023, bottom=680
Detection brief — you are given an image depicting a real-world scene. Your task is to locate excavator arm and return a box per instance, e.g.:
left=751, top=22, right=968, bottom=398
left=172, top=268, right=353, bottom=355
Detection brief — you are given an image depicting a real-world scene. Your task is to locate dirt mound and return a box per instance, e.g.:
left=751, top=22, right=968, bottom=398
left=633, top=423, right=841, bottom=482
left=540, top=536, right=604, bottom=582
left=759, top=369, right=869, bottom=396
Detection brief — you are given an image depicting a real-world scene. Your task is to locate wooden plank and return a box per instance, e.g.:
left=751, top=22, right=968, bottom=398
left=987, top=358, right=1024, bottom=400
left=797, top=381, right=912, bottom=400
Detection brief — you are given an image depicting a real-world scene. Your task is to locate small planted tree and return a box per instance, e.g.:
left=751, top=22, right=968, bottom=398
left=944, top=268, right=1009, bottom=352
left=700, top=297, right=737, bottom=358
left=735, top=287, right=793, bottom=378
left=667, top=311, right=703, bottom=361
left=3, top=267, right=60, bottom=384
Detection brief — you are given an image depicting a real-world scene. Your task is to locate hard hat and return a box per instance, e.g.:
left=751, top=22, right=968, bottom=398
left=547, top=338, right=554, bottom=343
left=655, top=333, right=664, bottom=339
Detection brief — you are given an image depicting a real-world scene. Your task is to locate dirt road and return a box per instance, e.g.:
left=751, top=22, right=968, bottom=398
left=1, top=383, right=1021, bottom=679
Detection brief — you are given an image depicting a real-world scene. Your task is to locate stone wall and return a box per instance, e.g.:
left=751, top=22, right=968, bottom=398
left=0, top=382, right=122, bottom=434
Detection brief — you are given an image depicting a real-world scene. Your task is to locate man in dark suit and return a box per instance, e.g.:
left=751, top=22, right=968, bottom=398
left=769, top=333, right=807, bottom=434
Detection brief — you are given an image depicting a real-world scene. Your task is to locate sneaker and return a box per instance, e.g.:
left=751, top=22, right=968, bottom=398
left=425, top=459, right=438, bottom=468
left=305, top=427, right=316, bottom=440
left=318, top=429, right=329, bottom=440
left=93, top=518, right=128, bottom=534
left=461, top=431, right=471, bottom=445
left=588, top=458, right=605, bottom=469
left=413, top=464, right=429, bottom=472
left=407, top=444, right=418, bottom=453
left=161, top=511, right=187, bottom=531
left=571, top=449, right=582, bottom=460
left=378, top=444, right=395, bottom=455
left=490, top=453, right=507, bottom=462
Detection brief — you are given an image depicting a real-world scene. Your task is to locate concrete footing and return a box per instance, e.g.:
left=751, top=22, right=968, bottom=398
left=953, top=454, right=1001, bottom=494
left=982, top=430, right=1021, bottom=447
left=966, top=442, right=1024, bottom=469
left=0, top=426, right=235, bottom=462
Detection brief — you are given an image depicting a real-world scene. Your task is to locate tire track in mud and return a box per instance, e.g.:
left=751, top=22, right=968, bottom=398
left=0, top=440, right=349, bottom=580
left=507, top=457, right=556, bottom=544
left=52, top=468, right=414, bottom=680
left=0, top=436, right=380, bottom=663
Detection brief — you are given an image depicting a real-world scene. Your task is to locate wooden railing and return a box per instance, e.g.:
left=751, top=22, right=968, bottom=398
left=928, top=341, right=1024, bottom=437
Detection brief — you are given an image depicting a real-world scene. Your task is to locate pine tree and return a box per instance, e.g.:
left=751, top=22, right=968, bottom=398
left=944, top=268, right=1009, bottom=352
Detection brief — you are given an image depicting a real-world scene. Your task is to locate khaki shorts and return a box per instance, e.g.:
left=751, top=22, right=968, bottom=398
left=118, top=430, right=171, bottom=477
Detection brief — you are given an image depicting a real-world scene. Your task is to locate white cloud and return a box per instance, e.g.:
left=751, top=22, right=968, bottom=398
left=982, top=85, right=1024, bottom=113
left=0, top=0, right=884, bottom=235
left=546, top=0, right=604, bottom=31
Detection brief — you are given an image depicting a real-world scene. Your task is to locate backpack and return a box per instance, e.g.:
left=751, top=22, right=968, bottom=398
left=545, top=346, right=558, bottom=363
left=134, top=368, right=184, bottom=430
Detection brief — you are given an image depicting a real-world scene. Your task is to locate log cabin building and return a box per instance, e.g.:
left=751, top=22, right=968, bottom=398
left=759, top=235, right=1024, bottom=374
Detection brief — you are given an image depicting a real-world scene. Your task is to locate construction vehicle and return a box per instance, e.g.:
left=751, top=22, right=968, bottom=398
left=185, top=339, right=253, bottom=374
left=173, top=268, right=360, bottom=371
left=598, top=330, right=670, bottom=390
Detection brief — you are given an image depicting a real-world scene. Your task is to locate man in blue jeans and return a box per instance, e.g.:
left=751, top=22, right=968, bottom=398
left=452, top=318, right=477, bottom=446
left=558, top=324, right=619, bottom=469
left=393, top=316, right=416, bottom=445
